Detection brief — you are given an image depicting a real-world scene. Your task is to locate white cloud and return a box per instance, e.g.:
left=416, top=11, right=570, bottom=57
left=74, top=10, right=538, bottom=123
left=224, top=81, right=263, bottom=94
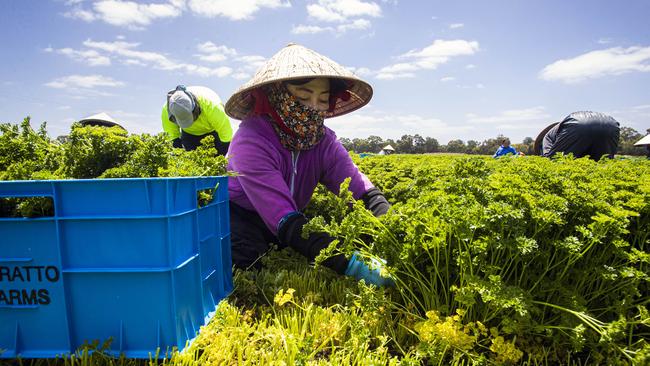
left=83, top=39, right=137, bottom=52
left=292, top=19, right=371, bottom=35
left=449, top=23, right=464, bottom=29
left=196, top=54, right=229, bottom=63
left=45, top=74, right=125, bottom=89
left=336, top=18, right=371, bottom=32
left=234, top=55, right=267, bottom=77
left=375, top=72, right=415, bottom=80
left=197, top=42, right=237, bottom=56
left=376, top=39, right=479, bottom=80
left=231, top=72, right=251, bottom=80
left=346, top=66, right=372, bottom=77
left=597, top=37, right=613, bottom=45
left=84, top=39, right=168, bottom=63
left=237, top=55, right=266, bottom=67
left=292, top=24, right=331, bottom=34
left=356, top=67, right=372, bottom=76
left=123, top=59, right=146, bottom=66
left=63, top=1, right=180, bottom=29
left=307, top=0, right=381, bottom=22
left=379, top=63, right=419, bottom=73
left=400, top=39, right=479, bottom=60
left=294, top=0, right=381, bottom=35
left=45, top=46, right=111, bottom=66
left=65, top=0, right=293, bottom=26
left=48, top=37, right=263, bottom=79
left=465, top=106, right=550, bottom=124
left=540, top=46, right=650, bottom=83
left=440, top=76, right=455, bottom=82
left=97, top=0, right=179, bottom=27
left=64, top=7, right=97, bottom=22
left=188, top=0, right=290, bottom=20
left=465, top=63, right=476, bottom=69
left=184, top=64, right=233, bottom=77
left=196, top=42, right=238, bottom=63
left=82, top=39, right=233, bottom=77
left=375, top=62, right=417, bottom=79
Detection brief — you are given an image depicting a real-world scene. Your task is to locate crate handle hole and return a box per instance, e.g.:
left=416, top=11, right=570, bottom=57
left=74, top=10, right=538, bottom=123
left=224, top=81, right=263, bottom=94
left=0, top=196, right=55, bottom=218
left=197, top=182, right=219, bottom=208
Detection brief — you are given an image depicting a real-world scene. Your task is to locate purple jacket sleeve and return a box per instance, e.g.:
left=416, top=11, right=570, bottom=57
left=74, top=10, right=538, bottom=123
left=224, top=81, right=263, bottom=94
left=229, top=133, right=298, bottom=235
left=320, top=137, right=374, bottom=199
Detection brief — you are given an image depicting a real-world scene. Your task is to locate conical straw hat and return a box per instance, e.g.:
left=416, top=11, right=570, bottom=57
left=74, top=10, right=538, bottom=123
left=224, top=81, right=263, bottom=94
left=225, top=43, right=373, bottom=120
left=78, top=112, right=126, bottom=130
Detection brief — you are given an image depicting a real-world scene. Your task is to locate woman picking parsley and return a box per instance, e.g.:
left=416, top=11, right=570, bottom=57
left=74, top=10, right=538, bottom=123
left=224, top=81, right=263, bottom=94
left=224, top=43, right=392, bottom=286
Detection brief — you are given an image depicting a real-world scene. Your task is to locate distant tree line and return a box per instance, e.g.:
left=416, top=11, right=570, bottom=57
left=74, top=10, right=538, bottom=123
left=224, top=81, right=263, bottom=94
left=618, top=127, right=650, bottom=155
left=340, top=126, right=649, bottom=156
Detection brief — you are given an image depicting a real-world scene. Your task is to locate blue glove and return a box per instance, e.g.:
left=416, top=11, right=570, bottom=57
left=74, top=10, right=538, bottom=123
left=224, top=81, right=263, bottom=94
left=344, top=252, right=394, bottom=287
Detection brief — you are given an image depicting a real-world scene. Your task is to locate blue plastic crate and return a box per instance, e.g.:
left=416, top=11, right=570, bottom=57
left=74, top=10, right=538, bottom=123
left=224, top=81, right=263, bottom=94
left=0, top=176, right=232, bottom=358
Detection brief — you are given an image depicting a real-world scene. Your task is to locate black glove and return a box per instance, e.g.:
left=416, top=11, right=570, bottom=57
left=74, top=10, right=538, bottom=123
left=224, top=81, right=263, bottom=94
left=277, top=213, right=349, bottom=274
left=172, top=138, right=183, bottom=149
left=361, top=188, right=390, bottom=217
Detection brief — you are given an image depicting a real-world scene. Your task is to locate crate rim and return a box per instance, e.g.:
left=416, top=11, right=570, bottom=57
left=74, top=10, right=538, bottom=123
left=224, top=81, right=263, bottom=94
left=0, top=176, right=227, bottom=185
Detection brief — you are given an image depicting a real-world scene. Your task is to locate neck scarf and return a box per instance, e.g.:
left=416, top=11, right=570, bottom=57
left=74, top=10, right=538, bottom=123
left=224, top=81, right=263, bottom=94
left=265, top=85, right=326, bottom=151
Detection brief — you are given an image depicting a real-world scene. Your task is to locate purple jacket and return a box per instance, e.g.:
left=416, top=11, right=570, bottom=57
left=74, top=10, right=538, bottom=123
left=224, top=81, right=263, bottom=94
left=227, top=115, right=374, bottom=235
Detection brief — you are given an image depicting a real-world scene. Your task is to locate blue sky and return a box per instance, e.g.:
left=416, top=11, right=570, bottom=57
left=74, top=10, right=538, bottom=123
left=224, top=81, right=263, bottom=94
left=1, top=0, right=649, bottom=144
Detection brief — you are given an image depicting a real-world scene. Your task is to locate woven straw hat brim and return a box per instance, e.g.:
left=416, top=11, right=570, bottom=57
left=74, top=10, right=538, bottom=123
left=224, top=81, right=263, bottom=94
left=533, top=122, right=559, bottom=155
left=225, top=43, right=373, bottom=120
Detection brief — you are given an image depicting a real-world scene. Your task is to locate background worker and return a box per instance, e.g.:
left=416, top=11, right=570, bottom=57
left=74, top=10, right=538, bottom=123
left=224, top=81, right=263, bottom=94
left=534, top=111, right=620, bottom=160
left=161, top=85, right=233, bottom=154
left=492, top=138, right=519, bottom=158
left=224, top=43, right=392, bottom=287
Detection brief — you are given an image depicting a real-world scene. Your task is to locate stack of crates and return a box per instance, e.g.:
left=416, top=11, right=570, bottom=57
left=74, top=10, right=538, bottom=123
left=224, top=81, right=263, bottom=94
left=0, top=176, right=232, bottom=358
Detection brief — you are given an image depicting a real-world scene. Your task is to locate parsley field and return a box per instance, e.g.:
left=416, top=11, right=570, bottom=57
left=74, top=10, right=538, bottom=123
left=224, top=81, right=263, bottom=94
left=1, top=120, right=648, bottom=365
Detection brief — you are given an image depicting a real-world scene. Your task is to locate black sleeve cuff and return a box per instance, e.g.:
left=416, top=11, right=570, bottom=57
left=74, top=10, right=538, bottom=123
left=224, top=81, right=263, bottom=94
left=361, top=187, right=390, bottom=217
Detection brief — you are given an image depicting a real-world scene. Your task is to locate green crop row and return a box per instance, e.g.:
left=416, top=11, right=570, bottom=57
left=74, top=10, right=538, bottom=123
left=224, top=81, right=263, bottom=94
left=304, top=154, right=649, bottom=365
left=1, top=120, right=648, bottom=365
left=0, top=118, right=227, bottom=217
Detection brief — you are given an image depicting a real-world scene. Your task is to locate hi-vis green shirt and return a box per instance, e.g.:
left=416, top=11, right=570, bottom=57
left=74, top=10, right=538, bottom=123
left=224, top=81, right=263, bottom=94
left=161, top=86, right=233, bottom=142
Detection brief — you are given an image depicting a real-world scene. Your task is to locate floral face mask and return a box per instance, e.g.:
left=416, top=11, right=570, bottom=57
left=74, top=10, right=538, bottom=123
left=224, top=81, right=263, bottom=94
left=267, top=85, right=326, bottom=151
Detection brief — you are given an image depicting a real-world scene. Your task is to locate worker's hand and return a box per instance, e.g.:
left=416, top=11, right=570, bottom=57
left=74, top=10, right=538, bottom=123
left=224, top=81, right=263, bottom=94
left=344, top=251, right=394, bottom=287
left=172, top=138, right=183, bottom=149
left=278, top=212, right=349, bottom=274
left=172, top=137, right=183, bottom=149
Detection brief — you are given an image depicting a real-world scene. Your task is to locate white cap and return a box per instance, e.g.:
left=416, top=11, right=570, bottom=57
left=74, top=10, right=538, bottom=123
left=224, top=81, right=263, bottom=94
left=169, top=91, right=195, bottom=128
